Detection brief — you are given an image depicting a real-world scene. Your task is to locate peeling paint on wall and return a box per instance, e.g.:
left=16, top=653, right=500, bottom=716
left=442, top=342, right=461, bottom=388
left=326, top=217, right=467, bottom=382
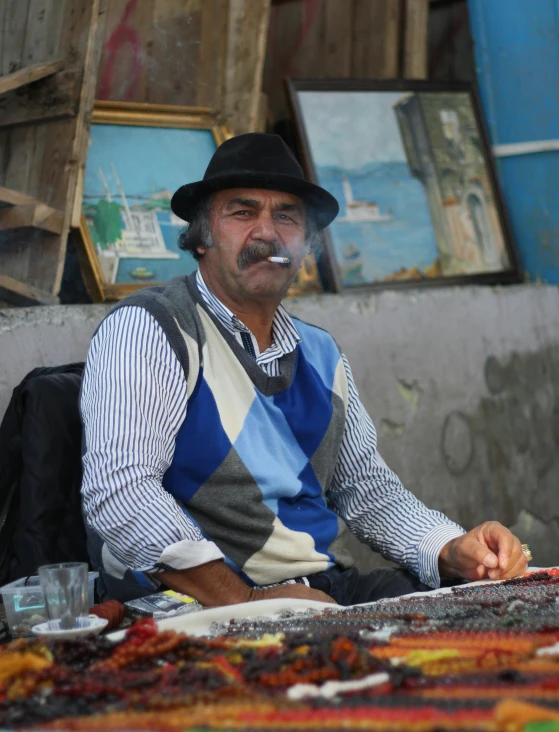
left=397, top=379, right=422, bottom=415
left=440, top=346, right=559, bottom=535
left=380, top=419, right=406, bottom=438
left=442, top=347, right=559, bottom=479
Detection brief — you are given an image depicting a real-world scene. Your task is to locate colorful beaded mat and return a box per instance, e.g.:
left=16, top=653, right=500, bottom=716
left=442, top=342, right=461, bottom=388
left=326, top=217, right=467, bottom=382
left=1, top=570, right=559, bottom=731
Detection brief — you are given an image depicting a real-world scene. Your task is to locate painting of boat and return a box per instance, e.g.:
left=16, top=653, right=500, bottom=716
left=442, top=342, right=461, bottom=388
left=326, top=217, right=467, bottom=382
left=338, top=176, right=394, bottom=223
left=340, top=242, right=365, bottom=284
left=129, top=267, right=156, bottom=281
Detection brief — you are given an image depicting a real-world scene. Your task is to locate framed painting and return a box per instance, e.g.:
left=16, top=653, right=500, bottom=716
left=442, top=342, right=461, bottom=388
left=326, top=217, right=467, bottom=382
left=75, top=101, right=231, bottom=302
left=287, top=79, right=521, bottom=290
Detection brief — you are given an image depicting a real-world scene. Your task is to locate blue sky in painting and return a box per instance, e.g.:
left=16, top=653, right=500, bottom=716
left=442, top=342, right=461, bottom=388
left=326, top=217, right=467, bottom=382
left=84, top=125, right=216, bottom=201
left=298, top=91, right=409, bottom=169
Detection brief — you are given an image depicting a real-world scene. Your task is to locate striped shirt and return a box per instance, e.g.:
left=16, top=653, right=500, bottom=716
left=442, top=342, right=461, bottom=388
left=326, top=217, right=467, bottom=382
left=81, top=270, right=465, bottom=589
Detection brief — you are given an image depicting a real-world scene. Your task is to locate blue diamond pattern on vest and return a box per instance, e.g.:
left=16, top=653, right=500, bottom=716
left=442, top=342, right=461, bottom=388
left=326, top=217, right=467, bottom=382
left=163, top=374, right=233, bottom=503
left=233, top=391, right=309, bottom=513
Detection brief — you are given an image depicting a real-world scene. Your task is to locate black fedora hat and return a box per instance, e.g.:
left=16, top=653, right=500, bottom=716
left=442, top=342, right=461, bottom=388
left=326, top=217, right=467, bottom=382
left=170, top=133, right=339, bottom=230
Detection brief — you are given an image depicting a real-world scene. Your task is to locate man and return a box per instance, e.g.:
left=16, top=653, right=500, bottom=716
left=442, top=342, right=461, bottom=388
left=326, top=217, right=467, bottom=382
left=81, top=133, right=528, bottom=606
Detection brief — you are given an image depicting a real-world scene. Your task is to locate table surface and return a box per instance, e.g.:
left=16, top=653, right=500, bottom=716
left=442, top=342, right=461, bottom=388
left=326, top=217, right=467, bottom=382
left=108, top=565, right=557, bottom=642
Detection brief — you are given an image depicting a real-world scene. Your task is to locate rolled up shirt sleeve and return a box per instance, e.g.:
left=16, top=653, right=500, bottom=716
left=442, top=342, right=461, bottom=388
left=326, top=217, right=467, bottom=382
left=328, top=354, right=465, bottom=589
left=80, top=306, right=224, bottom=573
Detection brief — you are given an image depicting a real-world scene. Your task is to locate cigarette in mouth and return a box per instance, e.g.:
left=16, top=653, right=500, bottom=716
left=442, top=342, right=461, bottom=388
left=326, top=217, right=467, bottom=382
left=267, top=256, right=291, bottom=264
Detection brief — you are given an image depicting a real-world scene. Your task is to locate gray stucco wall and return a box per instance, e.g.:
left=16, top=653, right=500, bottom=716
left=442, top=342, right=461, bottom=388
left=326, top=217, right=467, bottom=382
left=1, top=283, right=558, bottom=571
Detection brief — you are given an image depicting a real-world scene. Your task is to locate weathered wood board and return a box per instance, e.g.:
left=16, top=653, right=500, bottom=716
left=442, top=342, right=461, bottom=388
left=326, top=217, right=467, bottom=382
left=0, top=0, right=107, bottom=304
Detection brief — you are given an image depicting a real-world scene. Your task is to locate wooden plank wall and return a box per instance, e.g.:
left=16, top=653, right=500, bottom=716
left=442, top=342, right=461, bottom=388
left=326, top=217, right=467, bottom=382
left=95, top=0, right=271, bottom=135
left=264, top=0, right=429, bottom=124
left=0, top=0, right=431, bottom=304
left=0, top=0, right=107, bottom=304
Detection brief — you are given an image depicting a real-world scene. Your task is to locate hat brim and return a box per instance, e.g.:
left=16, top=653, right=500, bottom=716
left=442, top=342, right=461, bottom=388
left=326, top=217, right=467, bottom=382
left=170, top=172, right=339, bottom=230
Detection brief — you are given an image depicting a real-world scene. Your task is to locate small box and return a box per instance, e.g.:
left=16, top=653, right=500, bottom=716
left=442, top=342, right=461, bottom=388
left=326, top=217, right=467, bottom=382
left=1, top=572, right=98, bottom=638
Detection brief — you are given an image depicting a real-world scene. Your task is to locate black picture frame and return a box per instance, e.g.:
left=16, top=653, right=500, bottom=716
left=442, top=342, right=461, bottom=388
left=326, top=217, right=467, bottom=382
left=286, top=78, right=521, bottom=292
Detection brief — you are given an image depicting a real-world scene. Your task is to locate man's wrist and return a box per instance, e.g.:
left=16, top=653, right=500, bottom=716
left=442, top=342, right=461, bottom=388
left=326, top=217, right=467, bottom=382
left=438, top=538, right=463, bottom=579
left=417, top=524, right=467, bottom=588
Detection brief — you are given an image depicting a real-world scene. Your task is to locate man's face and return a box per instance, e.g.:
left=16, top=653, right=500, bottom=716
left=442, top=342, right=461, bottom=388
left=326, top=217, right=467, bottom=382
left=197, top=188, right=309, bottom=303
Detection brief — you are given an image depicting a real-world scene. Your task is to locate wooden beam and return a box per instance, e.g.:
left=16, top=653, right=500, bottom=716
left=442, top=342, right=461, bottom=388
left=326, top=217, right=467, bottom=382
left=0, top=202, right=64, bottom=235
left=31, top=0, right=107, bottom=294
left=0, top=186, right=65, bottom=234
left=197, top=0, right=229, bottom=108
left=0, top=185, right=37, bottom=207
left=0, top=70, right=80, bottom=129
left=223, top=0, right=271, bottom=134
left=0, top=274, right=60, bottom=306
left=0, top=60, right=64, bottom=96
left=68, top=0, right=110, bottom=232
left=403, top=0, right=430, bottom=78
left=0, top=184, right=60, bottom=208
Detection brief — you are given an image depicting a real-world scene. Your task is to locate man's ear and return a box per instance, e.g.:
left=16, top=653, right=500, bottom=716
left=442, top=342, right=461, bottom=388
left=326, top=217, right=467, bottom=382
left=196, top=245, right=206, bottom=257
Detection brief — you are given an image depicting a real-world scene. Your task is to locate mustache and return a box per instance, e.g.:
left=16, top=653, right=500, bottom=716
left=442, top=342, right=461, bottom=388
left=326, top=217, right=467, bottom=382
left=237, top=240, right=286, bottom=270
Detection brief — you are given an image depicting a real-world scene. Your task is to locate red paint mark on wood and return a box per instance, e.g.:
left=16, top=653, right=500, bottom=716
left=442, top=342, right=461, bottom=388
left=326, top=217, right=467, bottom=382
left=99, top=0, right=144, bottom=100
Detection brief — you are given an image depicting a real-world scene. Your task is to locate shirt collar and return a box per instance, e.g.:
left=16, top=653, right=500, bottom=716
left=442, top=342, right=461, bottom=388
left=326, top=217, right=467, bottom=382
left=195, top=269, right=301, bottom=354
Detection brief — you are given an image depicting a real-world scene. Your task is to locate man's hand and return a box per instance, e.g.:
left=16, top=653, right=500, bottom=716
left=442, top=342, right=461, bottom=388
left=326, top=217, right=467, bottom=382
left=439, top=521, right=527, bottom=582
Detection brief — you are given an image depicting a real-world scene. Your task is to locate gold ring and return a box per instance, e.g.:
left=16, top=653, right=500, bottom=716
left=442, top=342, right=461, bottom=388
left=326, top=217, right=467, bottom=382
left=521, top=543, right=533, bottom=562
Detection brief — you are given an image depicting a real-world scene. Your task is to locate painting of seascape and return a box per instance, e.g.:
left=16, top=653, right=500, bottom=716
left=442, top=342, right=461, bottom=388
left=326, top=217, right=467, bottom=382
left=318, top=159, right=440, bottom=285
left=82, top=124, right=216, bottom=287
left=290, top=83, right=518, bottom=289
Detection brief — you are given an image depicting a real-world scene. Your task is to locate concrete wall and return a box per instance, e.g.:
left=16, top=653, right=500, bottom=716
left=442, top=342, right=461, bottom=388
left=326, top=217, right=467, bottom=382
left=1, top=283, right=558, bottom=571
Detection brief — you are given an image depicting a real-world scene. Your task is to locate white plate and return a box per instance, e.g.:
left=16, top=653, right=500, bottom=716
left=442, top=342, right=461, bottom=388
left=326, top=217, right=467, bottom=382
left=108, top=598, right=339, bottom=642
left=32, top=614, right=108, bottom=640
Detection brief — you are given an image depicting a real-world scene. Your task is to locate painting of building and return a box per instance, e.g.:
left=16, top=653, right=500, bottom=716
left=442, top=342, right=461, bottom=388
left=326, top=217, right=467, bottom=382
left=291, top=85, right=515, bottom=288
left=82, top=124, right=218, bottom=286
left=394, top=92, right=509, bottom=276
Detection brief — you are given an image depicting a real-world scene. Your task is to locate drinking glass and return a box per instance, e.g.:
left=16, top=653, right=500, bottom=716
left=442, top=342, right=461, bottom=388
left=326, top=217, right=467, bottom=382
left=38, top=562, right=89, bottom=630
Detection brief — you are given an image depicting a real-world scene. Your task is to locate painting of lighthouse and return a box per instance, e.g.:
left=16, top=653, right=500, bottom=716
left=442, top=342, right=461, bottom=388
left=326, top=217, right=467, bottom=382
left=338, top=176, right=394, bottom=223
left=288, top=80, right=518, bottom=289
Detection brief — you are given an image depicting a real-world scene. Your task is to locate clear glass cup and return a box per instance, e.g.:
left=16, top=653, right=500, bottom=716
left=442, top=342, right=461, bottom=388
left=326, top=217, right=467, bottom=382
left=38, top=562, right=89, bottom=630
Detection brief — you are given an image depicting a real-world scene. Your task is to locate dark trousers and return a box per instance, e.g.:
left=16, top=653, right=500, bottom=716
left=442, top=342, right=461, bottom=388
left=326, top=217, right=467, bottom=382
left=307, top=565, right=430, bottom=605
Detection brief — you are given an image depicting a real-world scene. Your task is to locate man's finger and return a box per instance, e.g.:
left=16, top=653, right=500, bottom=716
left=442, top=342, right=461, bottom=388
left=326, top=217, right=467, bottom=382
left=503, top=553, right=528, bottom=579
left=487, top=535, right=526, bottom=580
left=482, top=522, right=514, bottom=570
left=488, top=552, right=527, bottom=581
left=501, top=539, right=526, bottom=578
left=461, top=535, right=498, bottom=569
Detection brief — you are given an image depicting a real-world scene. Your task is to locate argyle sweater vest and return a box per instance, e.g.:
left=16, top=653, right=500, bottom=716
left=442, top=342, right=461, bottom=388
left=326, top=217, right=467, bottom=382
left=106, top=273, right=354, bottom=585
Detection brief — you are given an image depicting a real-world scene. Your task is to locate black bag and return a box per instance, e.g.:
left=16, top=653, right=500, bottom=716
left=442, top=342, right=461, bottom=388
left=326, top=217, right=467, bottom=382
left=0, top=363, right=88, bottom=583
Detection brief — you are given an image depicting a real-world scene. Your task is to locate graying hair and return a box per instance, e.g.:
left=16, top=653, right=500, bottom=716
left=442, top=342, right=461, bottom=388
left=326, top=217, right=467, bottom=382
left=178, top=196, right=214, bottom=261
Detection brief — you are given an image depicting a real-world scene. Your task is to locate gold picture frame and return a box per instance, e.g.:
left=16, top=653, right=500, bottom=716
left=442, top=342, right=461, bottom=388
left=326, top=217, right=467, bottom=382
left=75, top=101, right=232, bottom=302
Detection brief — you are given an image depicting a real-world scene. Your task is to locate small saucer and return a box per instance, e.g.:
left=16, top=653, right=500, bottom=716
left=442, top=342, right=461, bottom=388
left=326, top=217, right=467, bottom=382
left=32, top=615, right=108, bottom=640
